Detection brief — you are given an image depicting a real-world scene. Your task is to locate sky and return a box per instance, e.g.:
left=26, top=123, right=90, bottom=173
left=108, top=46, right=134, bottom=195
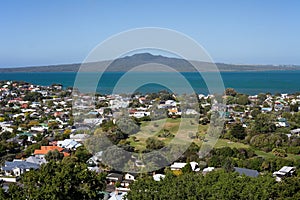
left=0, top=0, right=300, bottom=68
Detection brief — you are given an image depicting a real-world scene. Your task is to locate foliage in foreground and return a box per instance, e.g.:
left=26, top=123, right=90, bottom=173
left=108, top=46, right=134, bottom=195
left=0, top=158, right=106, bottom=200
left=127, top=170, right=300, bottom=200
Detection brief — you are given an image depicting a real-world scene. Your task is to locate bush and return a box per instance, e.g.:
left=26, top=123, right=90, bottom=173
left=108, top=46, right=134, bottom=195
left=272, top=148, right=287, bottom=157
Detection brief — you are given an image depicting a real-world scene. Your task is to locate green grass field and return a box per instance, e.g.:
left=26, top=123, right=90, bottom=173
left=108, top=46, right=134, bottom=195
left=129, top=118, right=199, bottom=151
left=127, top=119, right=300, bottom=162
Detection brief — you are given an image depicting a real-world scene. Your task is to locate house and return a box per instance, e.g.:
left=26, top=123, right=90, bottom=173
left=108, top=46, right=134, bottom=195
left=34, top=146, right=70, bottom=159
left=26, top=156, right=47, bottom=165
left=185, top=109, right=199, bottom=115
left=87, top=151, right=103, bottom=166
left=121, top=173, right=137, bottom=187
left=109, top=98, right=129, bottom=109
left=168, top=108, right=181, bottom=116
left=273, top=166, right=296, bottom=181
left=124, top=173, right=136, bottom=181
left=87, top=166, right=102, bottom=173
left=108, top=191, right=127, bottom=200
left=57, top=139, right=82, bottom=150
left=170, top=163, right=187, bottom=171
left=31, top=125, right=48, bottom=132
left=1, top=160, right=39, bottom=177
left=165, top=100, right=177, bottom=107
left=153, top=173, right=165, bottom=181
left=234, top=167, right=259, bottom=177
left=276, top=118, right=289, bottom=127
left=261, top=107, right=272, bottom=112
left=290, top=128, right=300, bottom=136
left=170, top=162, right=200, bottom=172
left=83, top=118, right=105, bottom=125
left=17, top=132, right=35, bottom=142
left=132, top=111, right=150, bottom=118
left=202, top=167, right=215, bottom=175
left=6, top=136, right=24, bottom=145
left=106, top=173, right=123, bottom=185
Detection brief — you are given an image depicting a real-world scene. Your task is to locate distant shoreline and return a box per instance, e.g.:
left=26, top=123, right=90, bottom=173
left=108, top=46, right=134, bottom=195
left=1, top=53, right=299, bottom=73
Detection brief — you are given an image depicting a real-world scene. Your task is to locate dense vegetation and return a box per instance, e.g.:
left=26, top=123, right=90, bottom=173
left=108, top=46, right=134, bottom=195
left=0, top=158, right=106, bottom=200
left=127, top=170, right=300, bottom=200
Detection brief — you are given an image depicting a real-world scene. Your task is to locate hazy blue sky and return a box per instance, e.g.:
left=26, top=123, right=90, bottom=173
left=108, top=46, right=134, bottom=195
left=0, top=0, right=300, bottom=67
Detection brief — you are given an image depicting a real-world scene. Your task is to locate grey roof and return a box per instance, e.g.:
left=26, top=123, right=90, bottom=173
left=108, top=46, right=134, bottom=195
left=278, top=166, right=295, bottom=173
left=106, top=173, right=123, bottom=181
left=2, top=160, right=40, bottom=171
left=234, top=167, right=259, bottom=177
left=26, top=156, right=47, bottom=165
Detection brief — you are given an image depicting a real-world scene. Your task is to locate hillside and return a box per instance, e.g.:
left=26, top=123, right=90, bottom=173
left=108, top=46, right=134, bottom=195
left=0, top=53, right=299, bottom=72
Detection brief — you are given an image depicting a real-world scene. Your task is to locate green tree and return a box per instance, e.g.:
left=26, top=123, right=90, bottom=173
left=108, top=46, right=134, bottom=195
left=45, top=149, right=64, bottom=161
left=253, top=113, right=276, bottom=134
left=236, top=94, right=249, bottom=105
left=127, top=170, right=282, bottom=200
left=229, top=123, right=246, bottom=140
left=181, top=163, right=193, bottom=173
left=74, top=146, right=91, bottom=162
left=146, top=137, right=164, bottom=150
left=15, top=159, right=106, bottom=200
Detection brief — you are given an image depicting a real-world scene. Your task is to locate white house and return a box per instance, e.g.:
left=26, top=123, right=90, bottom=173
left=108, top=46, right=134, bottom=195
left=290, top=128, right=300, bottom=137
left=202, top=167, right=215, bottom=174
left=153, top=174, right=166, bottom=181
left=132, top=111, right=150, bottom=118
left=124, top=173, right=136, bottom=181
left=57, top=139, right=82, bottom=150
left=1, top=160, right=40, bottom=177
left=273, top=166, right=296, bottom=181
left=170, top=162, right=200, bottom=171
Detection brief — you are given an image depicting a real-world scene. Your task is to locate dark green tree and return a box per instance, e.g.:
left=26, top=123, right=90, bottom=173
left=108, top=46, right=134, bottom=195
left=229, top=123, right=246, bottom=140
left=14, top=159, right=106, bottom=200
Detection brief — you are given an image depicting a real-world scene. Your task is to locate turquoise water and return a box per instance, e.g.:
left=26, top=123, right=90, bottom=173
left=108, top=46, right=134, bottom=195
left=0, top=71, right=300, bottom=95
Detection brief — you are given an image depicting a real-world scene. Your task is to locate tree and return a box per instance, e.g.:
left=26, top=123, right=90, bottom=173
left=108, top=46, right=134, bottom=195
left=229, top=123, right=246, bottom=140
left=253, top=113, right=276, bottom=134
left=236, top=94, right=249, bottom=105
left=181, top=163, right=193, bottom=173
left=127, top=170, right=284, bottom=200
left=272, top=148, right=287, bottom=157
left=101, top=146, right=131, bottom=170
left=24, top=143, right=41, bottom=156
left=23, top=92, right=43, bottom=102
left=225, top=88, right=237, bottom=97
left=0, top=131, right=13, bottom=141
left=223, top=158, right=235, bottom=172
left=8, top=159, right=107, bottom=200
left=116, top=117, right=140, bottom=135
left=257, top=93, right=267, bottom=104
left=74, top=146, right=91, bottom=162
left=251, top=109, right=261, bottom=118
left=45, top=149, right=64, bottom=161
left=290, top=103, right=299, bottom=112
left=226, top=96, right=236, bottom=105
left=183, top=142, right=200, bottom=162
left=146, top=137, right=164, bottom=150
left=0, top=187, right=7, bottom=199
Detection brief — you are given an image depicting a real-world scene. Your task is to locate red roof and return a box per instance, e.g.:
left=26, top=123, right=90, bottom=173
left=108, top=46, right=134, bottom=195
left=34, top=146, right=70, bottom=157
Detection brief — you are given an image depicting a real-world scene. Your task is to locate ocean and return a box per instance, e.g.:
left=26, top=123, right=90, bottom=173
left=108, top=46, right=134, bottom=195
left=0, top=71, right=300, bottom=95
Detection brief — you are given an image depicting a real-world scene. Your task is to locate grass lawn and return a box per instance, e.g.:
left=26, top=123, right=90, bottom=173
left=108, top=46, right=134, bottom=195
left=128, top=119, right=300, bottom=162
left=129, top=118, right=198, bottom=151
left=214, top=139, right=250, bottom=149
